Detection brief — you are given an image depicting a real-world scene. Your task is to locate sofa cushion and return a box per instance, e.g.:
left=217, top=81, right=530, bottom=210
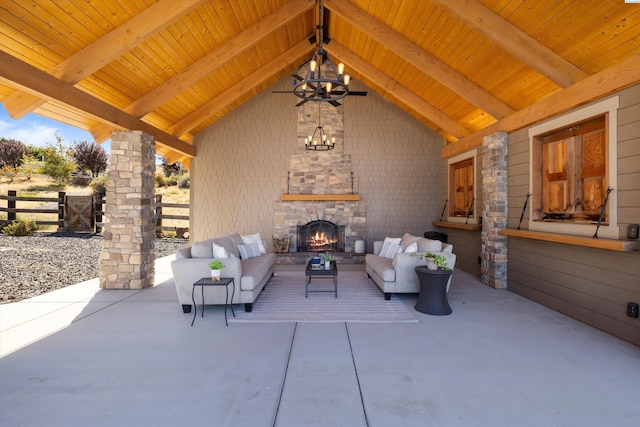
left=238, top=242, right=261, bottom=259
left=240, top=253, right=276, bottom=291
left=379, top=241, right=403, bottom=259
left=417, top=238, right=442, bottom=253
left=191, top=240, right=214, bottom=258
left=400, top=233, right=421, bottom=248
left=369, top=255, right=396, bottom=282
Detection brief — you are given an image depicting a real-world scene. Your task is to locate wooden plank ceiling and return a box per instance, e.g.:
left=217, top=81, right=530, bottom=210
left=1, top=0, right=639, bottom=166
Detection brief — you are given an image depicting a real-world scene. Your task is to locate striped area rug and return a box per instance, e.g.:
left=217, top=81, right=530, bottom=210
left=229, top=264, right=418, bottom=323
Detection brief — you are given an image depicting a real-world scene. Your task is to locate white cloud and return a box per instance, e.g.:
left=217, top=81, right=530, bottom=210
left=0, top=119, right=60, bottom=147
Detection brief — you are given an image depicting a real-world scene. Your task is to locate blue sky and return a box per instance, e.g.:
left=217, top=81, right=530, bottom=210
left=0, top=104, right=110, bottom=153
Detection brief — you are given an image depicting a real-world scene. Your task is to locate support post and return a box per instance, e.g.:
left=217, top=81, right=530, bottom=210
left=481, top=132, right=508, bottom=289
left=99, top=131, right=156, bottom=289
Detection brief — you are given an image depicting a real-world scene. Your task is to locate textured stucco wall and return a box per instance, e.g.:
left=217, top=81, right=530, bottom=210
left=191, top=77, right=444, bottom=252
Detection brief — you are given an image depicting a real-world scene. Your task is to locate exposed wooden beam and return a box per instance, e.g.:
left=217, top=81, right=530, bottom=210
left=91, top=0, right=315, bottom=143
left=2, top=0, right=208, bottom=119
left=167, top=40, right=314, bottom=138
left=325, top=0, right=514, bottom=120
left=0, top=51, right=195, bottom=158
left=441, top=53, right=640, bottom=159
left=326, top=42, right=471, bottom=139
left=429, top=0, right=588, bottom=88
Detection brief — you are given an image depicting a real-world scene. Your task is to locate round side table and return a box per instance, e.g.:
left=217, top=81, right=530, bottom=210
left=414, top=266, right=452, bottom=315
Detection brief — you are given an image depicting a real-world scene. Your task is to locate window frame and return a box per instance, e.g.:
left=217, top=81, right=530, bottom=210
left=528, top=97, right=619, bottom=238
left=447, top=150, right=478, bottom=225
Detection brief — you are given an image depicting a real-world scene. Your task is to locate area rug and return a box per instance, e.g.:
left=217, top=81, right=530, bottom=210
left=229, top=264, right=418, bottom=323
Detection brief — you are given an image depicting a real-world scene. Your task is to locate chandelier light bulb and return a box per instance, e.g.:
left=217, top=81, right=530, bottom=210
left=343, top=74, right=350, bottom=86
left=326, top=82, right=332, bottom=96
left=338, top=63, right=345, bottom=76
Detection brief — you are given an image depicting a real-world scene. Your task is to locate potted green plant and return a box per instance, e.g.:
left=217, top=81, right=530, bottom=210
left=411, top=251, right=452, bottom=271
left=321, top=252, right=333, bottom=270
left=208, top=259, right=225, bottom=281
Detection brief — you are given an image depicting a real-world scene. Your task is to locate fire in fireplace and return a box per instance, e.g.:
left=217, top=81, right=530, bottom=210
left=297, top=220, right=345, bottom=252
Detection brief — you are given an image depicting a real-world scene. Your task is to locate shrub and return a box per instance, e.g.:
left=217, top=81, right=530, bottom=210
left=71, top=175, right=92, bottom=186
left=2, top=218, right=40, bottom=236
left=154, top=173, right=167, bottom=187
left=177, top=172, right=190, bottom=189
left=89, top=175, right=108, bottom=195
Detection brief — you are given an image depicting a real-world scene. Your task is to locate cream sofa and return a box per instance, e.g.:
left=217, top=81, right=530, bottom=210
left=171, top=231, right=275, bottom=313
left=365, top=233, right=456, bottom=300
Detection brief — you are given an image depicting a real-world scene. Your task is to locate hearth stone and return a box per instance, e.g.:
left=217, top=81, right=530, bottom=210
left=276, top=252, right=365, bottom=265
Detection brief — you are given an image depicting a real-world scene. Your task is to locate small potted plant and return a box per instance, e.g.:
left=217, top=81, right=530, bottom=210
left=321, top=252, right=333, bottom=270
left=411, top=251, right=451, bottom=271
left=208, top=259, right=225, bottom=281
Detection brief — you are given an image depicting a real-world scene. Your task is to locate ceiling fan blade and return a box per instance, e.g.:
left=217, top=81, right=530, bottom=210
left=292, top=74, right=304, bottom=81
left=330, top=100, right=341, bottom=107
left=348, top=91, right=367, bottom=96
left=296, top=99, right=308, bottom=107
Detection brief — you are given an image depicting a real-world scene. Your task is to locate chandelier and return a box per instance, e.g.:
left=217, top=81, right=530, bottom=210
left=293, top=0, right=350, bottom=104
left=305, top=104, right=335, bottom=151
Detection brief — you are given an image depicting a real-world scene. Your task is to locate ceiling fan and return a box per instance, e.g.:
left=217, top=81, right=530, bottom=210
left=273, top=74, right=367, bottom=107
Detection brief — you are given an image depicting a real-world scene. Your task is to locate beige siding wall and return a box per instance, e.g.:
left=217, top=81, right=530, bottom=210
left=506, top=84, right=640, bottom=346
left=191, top=78, right=444, bottom=252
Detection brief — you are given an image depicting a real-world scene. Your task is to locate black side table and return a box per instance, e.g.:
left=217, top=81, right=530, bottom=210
left=305, top=260, right=338, bottom=297
left=414, top=266, right=452, bottom=315
left=191, top=277, right=235, bottom=326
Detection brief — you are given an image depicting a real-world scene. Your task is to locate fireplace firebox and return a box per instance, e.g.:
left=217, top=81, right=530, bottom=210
left=297, top=220, right=345, bottom=252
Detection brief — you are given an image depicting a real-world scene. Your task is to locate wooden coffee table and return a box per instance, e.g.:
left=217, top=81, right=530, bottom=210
left=305, top=260, right=338, bottom=298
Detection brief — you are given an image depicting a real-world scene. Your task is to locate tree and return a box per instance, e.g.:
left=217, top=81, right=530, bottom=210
left=0, top=138, right=30, bottom=168
left=41, top=133, right=76, bottom=182
left=72, top=140, right=108, bottom=177
left=160, top=156, right=185, bottom=177
left=19, top=154, right=40, bottom=180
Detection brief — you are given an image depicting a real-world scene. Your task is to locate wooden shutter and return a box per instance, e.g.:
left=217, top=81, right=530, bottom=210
left=580, top=129, right=606, bottom=215
left=450, top=158, right=473, bottom=216
left=544, top=139, right=568, bottom=213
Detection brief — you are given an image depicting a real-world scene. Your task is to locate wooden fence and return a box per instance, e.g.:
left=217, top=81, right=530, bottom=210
left=0, top=190, right=65, bottom=228
left=1, top=190, right=189, bottom=236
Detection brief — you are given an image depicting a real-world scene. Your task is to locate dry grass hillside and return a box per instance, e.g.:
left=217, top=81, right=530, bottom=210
left=0, top=175, right=190, bottom=236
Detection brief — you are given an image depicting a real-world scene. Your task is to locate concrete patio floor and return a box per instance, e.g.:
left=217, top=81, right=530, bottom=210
left=1, top=256, right=639, bottom=427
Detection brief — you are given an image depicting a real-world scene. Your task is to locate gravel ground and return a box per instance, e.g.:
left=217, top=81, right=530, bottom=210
left=0, top=232, right=188, bottom=304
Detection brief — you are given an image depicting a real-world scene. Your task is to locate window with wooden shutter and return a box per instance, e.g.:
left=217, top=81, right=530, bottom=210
left=449, top=157, right=474, bottom=218
left=533, top=114, right=607, bottom=224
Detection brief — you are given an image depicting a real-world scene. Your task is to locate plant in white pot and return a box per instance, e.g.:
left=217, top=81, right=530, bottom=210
left=411, top=252, right=452, bottom=271
left=321, top=252, right=333, bottom=269
left=208, top=259, right=225, bottom=281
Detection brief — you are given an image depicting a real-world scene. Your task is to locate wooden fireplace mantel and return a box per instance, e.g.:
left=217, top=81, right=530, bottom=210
left=280, top=194, right=361, bottom=201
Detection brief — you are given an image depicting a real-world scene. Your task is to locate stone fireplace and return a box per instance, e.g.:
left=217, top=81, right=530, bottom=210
left=273, top=63, right=366, bottom=257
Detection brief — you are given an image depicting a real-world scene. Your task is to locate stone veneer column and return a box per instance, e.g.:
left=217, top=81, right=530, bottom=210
left=481, top=132, right=508, bottom=289
left=99, top=131, right=156, bottom=289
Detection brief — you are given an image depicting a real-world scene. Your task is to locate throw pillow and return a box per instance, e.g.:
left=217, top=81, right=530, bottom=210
left=379, top=241, right=403, bottom=259
left=241, top=233, right=266, bottom=254
left=403, top=242, right=418, bottom=254
left=212, top=242, right=229, bottom=259
left=383, top=236, right=402, bottom=246
left=238, top=242, right=261, bottom=259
